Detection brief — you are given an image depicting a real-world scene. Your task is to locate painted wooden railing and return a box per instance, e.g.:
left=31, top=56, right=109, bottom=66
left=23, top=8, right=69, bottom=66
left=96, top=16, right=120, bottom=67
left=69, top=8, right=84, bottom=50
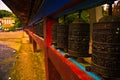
left=24, top=18, right=101, bottom=80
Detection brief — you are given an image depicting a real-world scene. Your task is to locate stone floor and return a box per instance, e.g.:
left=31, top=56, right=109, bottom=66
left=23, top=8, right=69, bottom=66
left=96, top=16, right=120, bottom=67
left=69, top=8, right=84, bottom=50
left=0, top=31, right=46, bottom=80
left=0, top=44, right=16, bottom=80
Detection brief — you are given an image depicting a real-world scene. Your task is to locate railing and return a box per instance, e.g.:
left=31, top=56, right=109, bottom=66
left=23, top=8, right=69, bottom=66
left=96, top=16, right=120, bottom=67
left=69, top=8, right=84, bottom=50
left=24, top=0, right=120, bottom=80
left=24, top=17, right=101, bottom=80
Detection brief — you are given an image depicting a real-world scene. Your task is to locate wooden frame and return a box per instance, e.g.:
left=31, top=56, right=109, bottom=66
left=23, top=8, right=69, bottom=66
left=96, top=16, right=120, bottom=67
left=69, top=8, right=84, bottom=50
left=24, top=17, right=101, bottom=80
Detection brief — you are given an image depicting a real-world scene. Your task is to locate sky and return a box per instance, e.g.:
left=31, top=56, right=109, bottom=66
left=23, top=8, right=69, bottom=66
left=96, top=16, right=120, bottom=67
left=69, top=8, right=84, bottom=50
left=0, top=0, right=12, bottom=12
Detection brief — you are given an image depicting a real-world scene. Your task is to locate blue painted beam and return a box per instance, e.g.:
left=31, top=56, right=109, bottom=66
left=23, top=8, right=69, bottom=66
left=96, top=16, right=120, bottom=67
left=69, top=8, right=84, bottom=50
left=28, top=0, right=73, bottom=26
left=57, top=49, right=101, bottom=80
left=28, top=0, right=114, bottom=26
left=52, top=0, right=110, bottom=18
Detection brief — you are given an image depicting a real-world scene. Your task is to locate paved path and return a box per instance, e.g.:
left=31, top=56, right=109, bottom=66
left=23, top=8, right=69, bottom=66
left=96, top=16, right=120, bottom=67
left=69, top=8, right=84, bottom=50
left=0, top=44, right=16, bottom=80
left=0, top=31, right=23, bottom=51
left=0, top=31, right=46, bottom=80
left=0, top=31, right=23, bottom=80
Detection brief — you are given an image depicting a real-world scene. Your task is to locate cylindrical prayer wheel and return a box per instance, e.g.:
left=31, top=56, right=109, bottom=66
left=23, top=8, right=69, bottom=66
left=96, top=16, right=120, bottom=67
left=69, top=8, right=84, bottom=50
left=39, top=22, right=43, bottom=37
left=92, top=16, right=120, bottom=79
left=57, top=23, right=68, bottom=52
left=34, top=24, right=39, bottom=35
left=34, top=22, right=43, bottom=37
left=52, top=23, right=58, bottom=45
left=68, top=19, right=90, bottom=57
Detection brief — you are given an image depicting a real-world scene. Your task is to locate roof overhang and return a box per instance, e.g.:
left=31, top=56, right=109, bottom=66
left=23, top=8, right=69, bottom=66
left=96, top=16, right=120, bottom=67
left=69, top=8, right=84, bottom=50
left=2, top=0, right=111, bottom=26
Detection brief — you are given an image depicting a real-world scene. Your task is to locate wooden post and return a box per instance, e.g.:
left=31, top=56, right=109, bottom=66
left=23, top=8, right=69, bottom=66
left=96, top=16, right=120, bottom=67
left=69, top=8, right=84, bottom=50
left=44, top=18, right=56, bottom=46
left=32, top=24, right=37, bottom=52
left=44, top=17, right=61, bottom=80
left=32, top=24, right=35, bottom=32
left=28, top=26, right=33, bottom=43
left=88, top=8, right=96, bottom=54
left=33, top=39, right=37, bottom=52
left=29, top=35, right=32, bottom=43
left=88, top=6, right=103, bottom=54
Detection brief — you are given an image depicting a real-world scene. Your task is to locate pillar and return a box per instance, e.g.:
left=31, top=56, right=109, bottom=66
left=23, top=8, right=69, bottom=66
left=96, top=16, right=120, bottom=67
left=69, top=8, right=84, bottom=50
left=44, top=17, right=61, bottom=80
left=88, top=6, right=103, bottom=54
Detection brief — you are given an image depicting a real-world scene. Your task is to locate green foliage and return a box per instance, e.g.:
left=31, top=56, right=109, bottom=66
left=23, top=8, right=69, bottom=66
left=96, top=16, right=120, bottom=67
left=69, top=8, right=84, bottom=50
left=59, top=10, right=89, bottom=24
left=0, top=10, right=12, bottom=18
left=0, top=10, right=22, bottom=30
left=59, top=12, right=78, bottom=24
left=10, top=13, right=22, bottom=28
left=66, top=12, right=78, bottom=23
left=0, top=10, right=22, bottom=31
left=15, top=17, right=22, bottom=28
left=9, top=18, right=22, bottom=31
left=81, top=10, right=89, bottom=22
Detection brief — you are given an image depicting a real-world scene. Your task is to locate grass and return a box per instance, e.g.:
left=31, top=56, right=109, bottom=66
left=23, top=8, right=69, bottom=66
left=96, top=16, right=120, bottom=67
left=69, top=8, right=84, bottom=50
left=0, top=31, right=46, bottom=80
left=10, top=43, right=46, bottom=80
left=0, top=38, right=22, bottom=51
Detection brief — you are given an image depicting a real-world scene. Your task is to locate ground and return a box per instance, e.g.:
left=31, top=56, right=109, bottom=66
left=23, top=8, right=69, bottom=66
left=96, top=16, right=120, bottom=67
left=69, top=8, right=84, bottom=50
left=0, top=31, right=46, bottom=80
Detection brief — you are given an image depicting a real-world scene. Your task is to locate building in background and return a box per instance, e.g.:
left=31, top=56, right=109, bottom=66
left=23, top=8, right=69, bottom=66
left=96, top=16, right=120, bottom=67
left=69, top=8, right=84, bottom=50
left=113, top=1, right=120, bottom=16
left=0, top=17, right=15, bottom=31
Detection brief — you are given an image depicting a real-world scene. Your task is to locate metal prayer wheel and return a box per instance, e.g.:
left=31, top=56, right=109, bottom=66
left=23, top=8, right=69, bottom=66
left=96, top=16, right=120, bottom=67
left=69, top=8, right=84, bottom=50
left=52, top=23, right=58, bottom=45
left=92, top=16, right=120, bottom=79
left=29, top=27, right=33, bottom=32
left=68, top=19, right=90, bottom=57
left=34, top=24, right=39, bottom=35
left=39, top=22, right=43, bottom=37
left=57, top=23, right=68, bottom=52
left=34, top=22, right=43, bottom=37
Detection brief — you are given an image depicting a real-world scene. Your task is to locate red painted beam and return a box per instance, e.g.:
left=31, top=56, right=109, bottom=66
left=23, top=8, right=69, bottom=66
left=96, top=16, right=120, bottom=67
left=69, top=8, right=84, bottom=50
left=44, top=17, right=57, bottom=46
left=44, top=17, right=59, bottom=80
left=25, top=28, right=95, bottom=80
left=25, top=17, right=95, bottom=80
left=48, top=46, right=94, bottom=80
left=32, top=34, right=45, bottom=51
left=24, top=29, right=45, bottom=51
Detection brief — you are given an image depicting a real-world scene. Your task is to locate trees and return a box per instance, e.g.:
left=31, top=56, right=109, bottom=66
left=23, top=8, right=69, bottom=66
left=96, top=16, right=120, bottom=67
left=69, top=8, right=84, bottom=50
left=0, top=10, right=12, bottom=18
left=59, top=10, right=89, bottom=24
left=11, top=13, right=22, bottom=28
left=0, top=10, right=22, bottom=31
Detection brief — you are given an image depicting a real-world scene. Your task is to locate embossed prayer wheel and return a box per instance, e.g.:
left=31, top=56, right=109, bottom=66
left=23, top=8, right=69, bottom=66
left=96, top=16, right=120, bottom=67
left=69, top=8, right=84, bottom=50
left=39, top=22, right=43, bottom=37
left=92, top=16, right=120, bottom=79
left=34, top=22, right=43, bottom=37
left=68, top=19, right=90, bottom=57
left=52, top=23, right=58, bottom=45
left=34, top=24, right=39, bottom=35
left=57, top=23, right=68, bottom=52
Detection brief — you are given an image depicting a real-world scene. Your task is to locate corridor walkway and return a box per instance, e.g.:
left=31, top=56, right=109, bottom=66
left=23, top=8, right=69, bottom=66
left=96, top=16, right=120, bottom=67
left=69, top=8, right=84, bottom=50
left=0, top=31, right=46, bottom=80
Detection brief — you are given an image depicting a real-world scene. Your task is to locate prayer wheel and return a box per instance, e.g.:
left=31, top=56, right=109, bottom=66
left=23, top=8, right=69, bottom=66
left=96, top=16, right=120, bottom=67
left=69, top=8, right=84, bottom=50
left=68, top=19, right=90, bottom=57
left=52, top=23, right=58, bottom=45
left=92, top=16, right=120, bottom=79
left=34, top=22, right=43, bottom=37
left=39, top=22, right=43, bottom=37
left=34, top=23, right=40, bottom=36
left=57, top=23, right=68, bottom=52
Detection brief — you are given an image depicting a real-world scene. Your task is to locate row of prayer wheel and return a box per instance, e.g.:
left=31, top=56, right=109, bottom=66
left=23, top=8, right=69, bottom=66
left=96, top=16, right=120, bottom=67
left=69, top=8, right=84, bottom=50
left=34, top=22, right=43, bottom=37
left=92, top=16, right=120, bottom=79
left=52, top=16, right=120, bottom=79
left=52, top=19, right=90, bottom=56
